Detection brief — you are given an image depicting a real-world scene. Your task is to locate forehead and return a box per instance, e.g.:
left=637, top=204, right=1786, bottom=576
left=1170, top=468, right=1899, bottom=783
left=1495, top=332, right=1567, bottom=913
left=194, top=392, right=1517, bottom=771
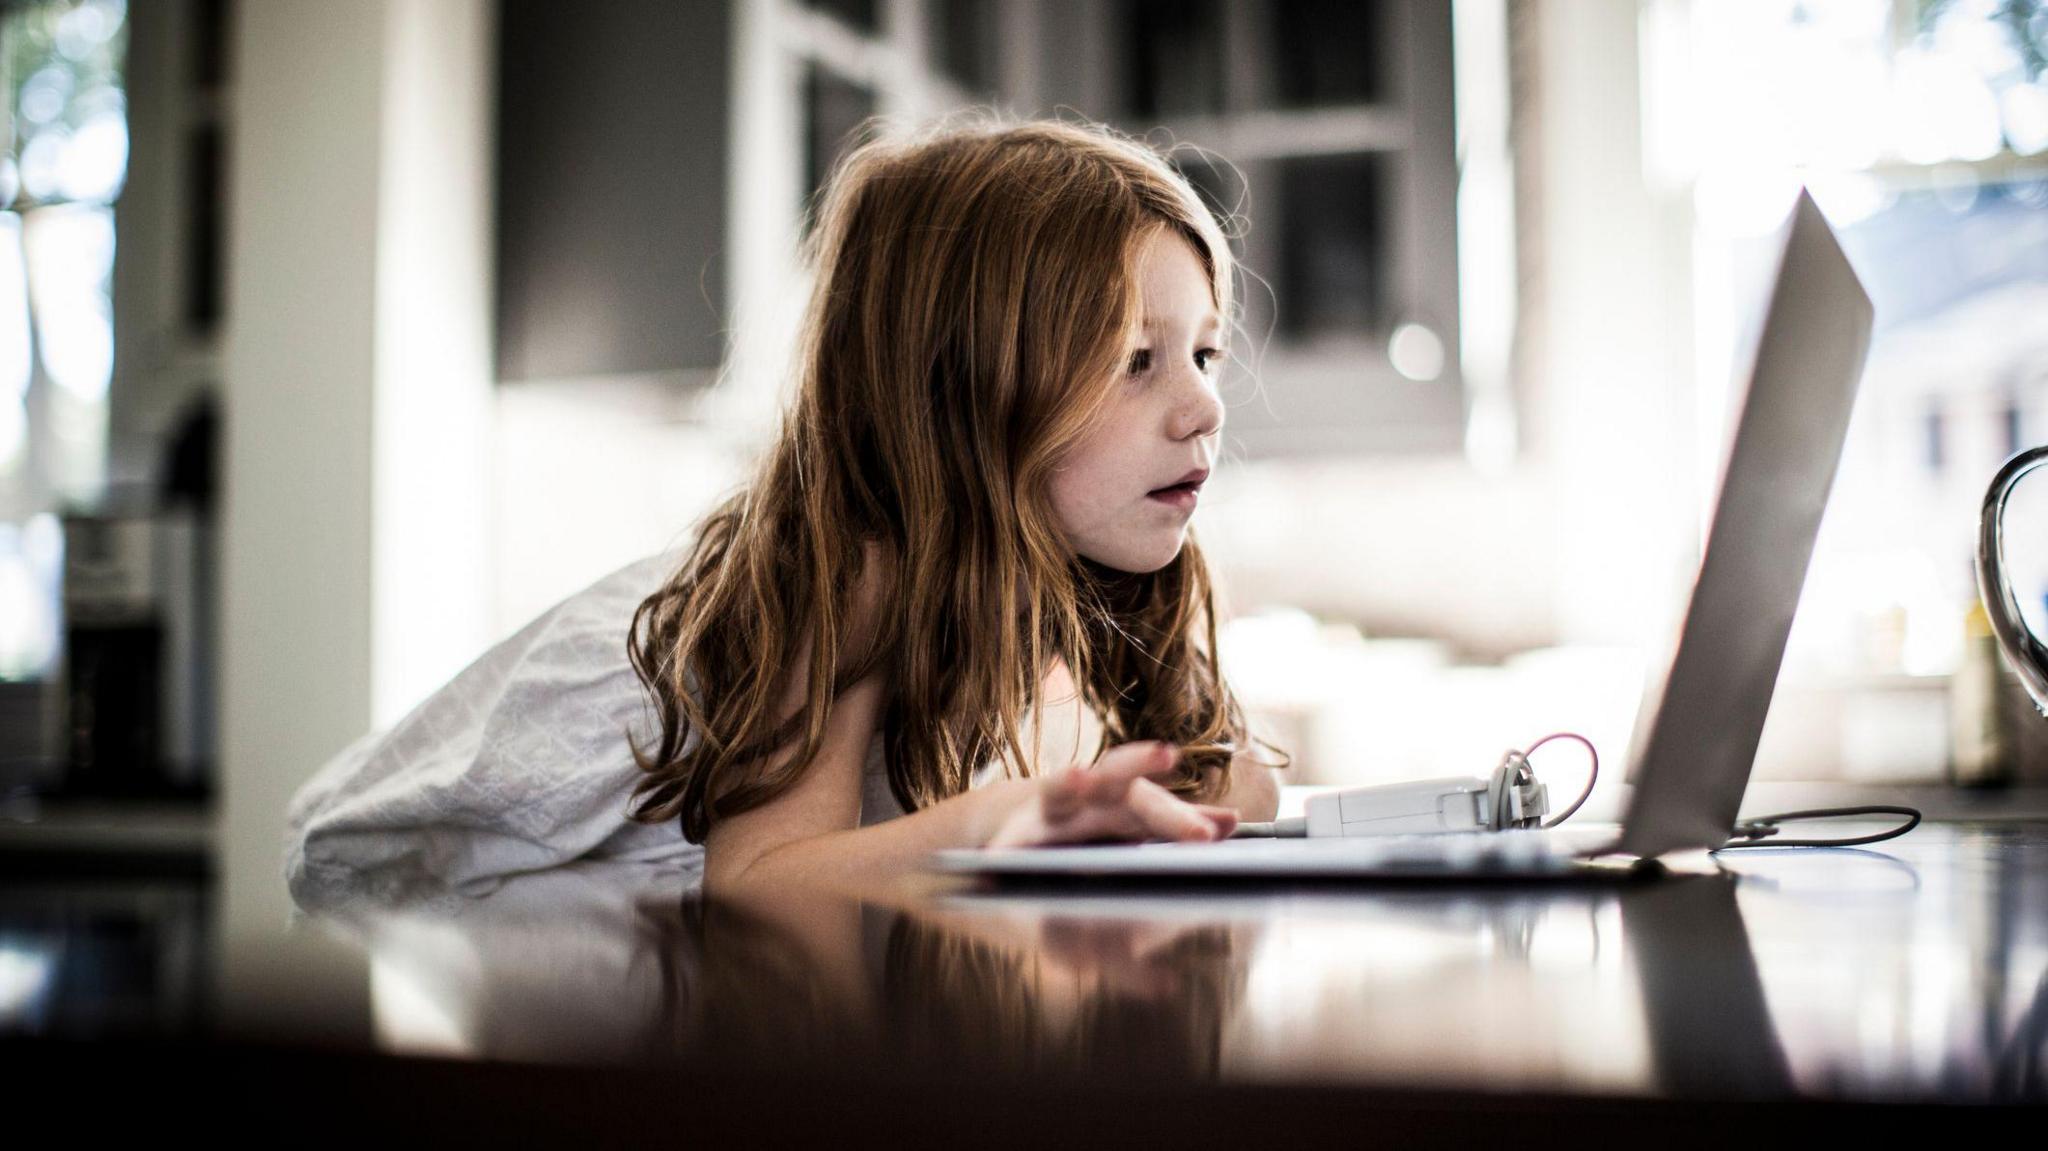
left=1135, top=228, right=1221, bottom=331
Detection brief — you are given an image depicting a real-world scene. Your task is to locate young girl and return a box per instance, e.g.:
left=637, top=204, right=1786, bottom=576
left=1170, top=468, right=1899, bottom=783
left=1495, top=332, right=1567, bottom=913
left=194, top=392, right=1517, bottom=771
left=284, top=113, right=1288, bottom=907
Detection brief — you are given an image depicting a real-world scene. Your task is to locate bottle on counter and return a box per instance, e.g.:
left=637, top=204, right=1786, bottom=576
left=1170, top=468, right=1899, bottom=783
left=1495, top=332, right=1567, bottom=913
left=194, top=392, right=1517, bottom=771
left=1950, top=590, right=2018, bottom=788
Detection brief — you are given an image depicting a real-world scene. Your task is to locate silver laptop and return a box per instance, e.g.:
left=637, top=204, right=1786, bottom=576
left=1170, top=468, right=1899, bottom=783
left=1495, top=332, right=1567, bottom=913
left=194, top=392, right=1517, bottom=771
left=932, top=187, right=1875, bottom=881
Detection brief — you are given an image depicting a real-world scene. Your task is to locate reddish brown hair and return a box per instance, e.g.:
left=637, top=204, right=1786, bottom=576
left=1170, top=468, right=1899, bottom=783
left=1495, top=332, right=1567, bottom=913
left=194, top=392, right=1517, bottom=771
left=627, top=112, right=1289, bottom=843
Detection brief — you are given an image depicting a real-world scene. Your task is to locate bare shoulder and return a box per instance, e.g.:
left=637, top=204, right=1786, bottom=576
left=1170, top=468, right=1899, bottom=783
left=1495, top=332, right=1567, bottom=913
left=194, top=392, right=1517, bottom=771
left=778, top=538, right=895, bottom=716
left=854, top=537, right=894, bottom=611
left=700, top=540, right=896, bottom=882
left=845, top=537, right=896, bottom=670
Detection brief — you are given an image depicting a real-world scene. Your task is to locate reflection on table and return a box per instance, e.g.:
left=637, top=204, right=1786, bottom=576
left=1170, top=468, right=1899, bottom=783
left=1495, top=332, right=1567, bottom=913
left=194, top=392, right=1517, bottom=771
left=267, top=822, right=2048, bottom=1104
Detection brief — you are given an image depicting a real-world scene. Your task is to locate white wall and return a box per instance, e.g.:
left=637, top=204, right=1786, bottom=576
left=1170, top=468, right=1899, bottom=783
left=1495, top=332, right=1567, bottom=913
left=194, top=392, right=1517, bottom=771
left=491, top=376, right=750, bottom=632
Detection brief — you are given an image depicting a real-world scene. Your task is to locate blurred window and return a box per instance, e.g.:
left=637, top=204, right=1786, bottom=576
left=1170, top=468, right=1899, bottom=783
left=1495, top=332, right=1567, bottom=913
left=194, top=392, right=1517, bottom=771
left=1107, top=0, right=1466, bottom=455
left=1661, top=0, right=2048, bottom=689
left=736, top=0, right=1472, bottom=456
left=0, top=0, right=130, bottom=682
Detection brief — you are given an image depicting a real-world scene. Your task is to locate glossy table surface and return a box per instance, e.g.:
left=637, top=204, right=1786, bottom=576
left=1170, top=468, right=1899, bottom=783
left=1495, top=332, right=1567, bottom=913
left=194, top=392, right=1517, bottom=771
left=5, top=817, right=2047, bottom=1113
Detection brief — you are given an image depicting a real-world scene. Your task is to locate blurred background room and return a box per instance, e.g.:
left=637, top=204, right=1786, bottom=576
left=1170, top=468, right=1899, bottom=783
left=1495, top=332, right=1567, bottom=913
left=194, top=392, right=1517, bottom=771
left=2, top=0, right=2048, bottom=1031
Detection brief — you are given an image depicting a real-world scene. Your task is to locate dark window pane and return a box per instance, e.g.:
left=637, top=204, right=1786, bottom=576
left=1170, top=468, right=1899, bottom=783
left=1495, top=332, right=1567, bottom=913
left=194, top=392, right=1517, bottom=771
left=184, top=124, right=222, bottom=333
left=930, top=0, right=999, bottom=94
left=1267, top=0, right=1389, bottom=108
left=191, top=0, right=233, bottom=88
left=1121, top=0, right=1224, bottom=118
left=495, top=0, right=731, bottom=379
left=804, top=0, right=880, bottom=34
left=804, top=64, right=878, bottom=222
left=1275, top=152, right=1386, bottom=339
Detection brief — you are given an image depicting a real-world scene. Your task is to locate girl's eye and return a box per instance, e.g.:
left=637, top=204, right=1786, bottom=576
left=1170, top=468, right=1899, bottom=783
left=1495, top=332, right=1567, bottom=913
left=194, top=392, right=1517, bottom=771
left=1129, top=348, right=1228, bottom=377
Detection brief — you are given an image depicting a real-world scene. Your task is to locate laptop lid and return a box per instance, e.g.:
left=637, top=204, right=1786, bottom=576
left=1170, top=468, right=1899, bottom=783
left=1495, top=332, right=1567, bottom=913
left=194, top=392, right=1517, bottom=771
left=1614, top=188, right=1875, bottom=859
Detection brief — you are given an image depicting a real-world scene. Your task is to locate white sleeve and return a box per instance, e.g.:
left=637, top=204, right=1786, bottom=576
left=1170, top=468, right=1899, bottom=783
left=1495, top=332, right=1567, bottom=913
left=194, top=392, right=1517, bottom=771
left=283, top=552, right=701, bottom=905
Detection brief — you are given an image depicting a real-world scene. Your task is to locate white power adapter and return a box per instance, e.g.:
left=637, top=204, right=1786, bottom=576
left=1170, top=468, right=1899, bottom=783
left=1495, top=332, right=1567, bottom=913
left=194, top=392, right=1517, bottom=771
left=1303, top=773, right=1546, bottom=836
left=1234, top=736, right=1595, bottom=840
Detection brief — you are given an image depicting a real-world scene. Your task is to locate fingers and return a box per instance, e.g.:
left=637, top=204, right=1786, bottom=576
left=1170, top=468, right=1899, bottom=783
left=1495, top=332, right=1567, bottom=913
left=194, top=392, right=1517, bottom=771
left=1036, top=802, right=1150, bottom=846
left=1015, top=742, right=1236, bottom=847
left=1029, top=780, right=1221, bottom=846
left=1190, top=803, right=1241, bottom=836
left=1043, top=742, right=1170, bottom=818
left=1125, top=778, right=1225, bottom=842
left=1038, top=766, right=1092, bottom=821
left=1082, top=746, right=1235, bottom=842
left=1087, top=740, right=1181, bottom=786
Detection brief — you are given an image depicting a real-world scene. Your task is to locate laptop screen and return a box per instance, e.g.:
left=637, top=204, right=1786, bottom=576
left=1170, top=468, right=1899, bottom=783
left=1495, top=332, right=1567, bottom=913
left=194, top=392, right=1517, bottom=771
left=1617, top=189, right=1876, bottom=858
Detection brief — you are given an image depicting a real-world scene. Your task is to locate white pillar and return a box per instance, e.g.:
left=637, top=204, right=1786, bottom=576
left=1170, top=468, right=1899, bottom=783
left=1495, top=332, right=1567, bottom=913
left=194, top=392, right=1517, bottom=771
left=219, top=0, right=493, bottom=976
left=1531, top=0, right=1697, bottom=651
left=372, top=0, right=496, bottom=726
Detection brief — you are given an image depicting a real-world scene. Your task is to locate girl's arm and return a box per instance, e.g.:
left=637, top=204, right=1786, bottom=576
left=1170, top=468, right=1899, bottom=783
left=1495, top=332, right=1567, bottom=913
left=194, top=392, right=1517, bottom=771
left=702, top=665, right=1234, bottom=901
left=701, top=551, right=1237, bottom=901
left=1215, top=748, right=1282, bottom=823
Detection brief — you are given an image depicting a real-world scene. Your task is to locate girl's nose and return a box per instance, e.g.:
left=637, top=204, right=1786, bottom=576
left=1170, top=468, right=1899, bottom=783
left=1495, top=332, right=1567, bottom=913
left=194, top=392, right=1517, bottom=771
left=1172, top=362, right=1226, bottom=441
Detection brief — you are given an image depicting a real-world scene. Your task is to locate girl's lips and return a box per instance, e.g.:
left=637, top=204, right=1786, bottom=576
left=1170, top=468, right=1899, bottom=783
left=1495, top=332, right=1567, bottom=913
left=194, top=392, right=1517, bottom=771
left=1146, top=483, right=1200, bottom=510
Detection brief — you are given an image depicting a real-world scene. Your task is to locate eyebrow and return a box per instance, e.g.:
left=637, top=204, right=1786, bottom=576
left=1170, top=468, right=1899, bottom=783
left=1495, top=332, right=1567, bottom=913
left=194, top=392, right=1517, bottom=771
left=1141, top=310, right=1224, bottom=334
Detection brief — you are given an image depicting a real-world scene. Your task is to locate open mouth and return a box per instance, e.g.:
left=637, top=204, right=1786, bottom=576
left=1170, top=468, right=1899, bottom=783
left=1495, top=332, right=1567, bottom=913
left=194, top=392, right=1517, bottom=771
left=1148, top=465, right=1209, bottom=506
left=1146, top=482, right=1202, bottom=505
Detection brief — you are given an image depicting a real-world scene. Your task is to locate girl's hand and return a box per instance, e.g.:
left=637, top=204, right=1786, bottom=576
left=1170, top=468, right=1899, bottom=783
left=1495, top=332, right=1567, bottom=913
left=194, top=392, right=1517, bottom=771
left=985, top=740, right=1238, bottom=849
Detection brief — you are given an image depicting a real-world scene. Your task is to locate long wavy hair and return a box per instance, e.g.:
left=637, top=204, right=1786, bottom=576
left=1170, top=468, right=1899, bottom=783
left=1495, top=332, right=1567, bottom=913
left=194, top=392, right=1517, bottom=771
left=626, top=113, right=1290, bottom=844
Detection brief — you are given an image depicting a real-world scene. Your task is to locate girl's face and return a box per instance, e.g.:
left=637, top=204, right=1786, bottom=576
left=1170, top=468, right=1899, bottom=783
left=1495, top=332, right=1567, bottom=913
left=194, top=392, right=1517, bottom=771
left=1048, top=227, right=1228, bottom=574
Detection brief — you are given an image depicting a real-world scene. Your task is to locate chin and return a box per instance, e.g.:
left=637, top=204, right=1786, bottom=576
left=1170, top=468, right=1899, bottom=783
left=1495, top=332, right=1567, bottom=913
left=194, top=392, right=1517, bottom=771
left=1088, top=535, right=1184, bottom=575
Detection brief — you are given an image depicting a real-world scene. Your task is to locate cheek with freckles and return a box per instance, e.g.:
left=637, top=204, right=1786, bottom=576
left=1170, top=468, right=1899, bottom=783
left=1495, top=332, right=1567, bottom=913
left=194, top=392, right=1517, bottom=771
left=1047, top=417, right=1191, bottom=574
left=1047, top=446, right=1120, bottom=551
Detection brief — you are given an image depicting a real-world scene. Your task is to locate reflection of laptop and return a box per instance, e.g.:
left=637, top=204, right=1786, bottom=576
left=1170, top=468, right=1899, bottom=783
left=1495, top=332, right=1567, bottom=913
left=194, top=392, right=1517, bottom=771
left=933, top=187, right=1875, bottom=881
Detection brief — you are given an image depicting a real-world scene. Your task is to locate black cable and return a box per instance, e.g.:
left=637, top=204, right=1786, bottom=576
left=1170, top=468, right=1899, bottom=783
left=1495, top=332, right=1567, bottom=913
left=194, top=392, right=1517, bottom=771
left=1716, top=804, right=1922, bottom=849
left=1517, top=735, right=1921, bottom=849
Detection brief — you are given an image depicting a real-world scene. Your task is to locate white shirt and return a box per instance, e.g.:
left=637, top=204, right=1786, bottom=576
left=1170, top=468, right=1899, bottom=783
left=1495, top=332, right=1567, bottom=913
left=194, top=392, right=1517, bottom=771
left=283, top=550, right=1088, bottom=906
